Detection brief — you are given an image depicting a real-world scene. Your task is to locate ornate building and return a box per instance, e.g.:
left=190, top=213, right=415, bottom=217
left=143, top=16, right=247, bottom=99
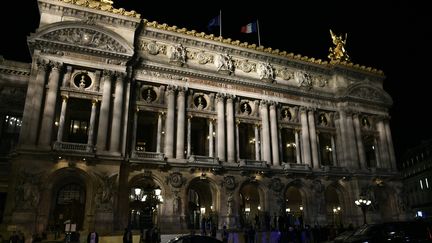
left=0, top=0, right=408, bottom=237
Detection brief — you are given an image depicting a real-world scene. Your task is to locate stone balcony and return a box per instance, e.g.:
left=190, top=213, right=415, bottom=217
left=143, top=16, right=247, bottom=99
left=53, top=141, right=94, bottom=153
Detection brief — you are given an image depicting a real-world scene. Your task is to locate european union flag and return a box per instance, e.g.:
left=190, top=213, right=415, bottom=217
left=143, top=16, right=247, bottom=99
left=207, top=15, right=220, bottom=31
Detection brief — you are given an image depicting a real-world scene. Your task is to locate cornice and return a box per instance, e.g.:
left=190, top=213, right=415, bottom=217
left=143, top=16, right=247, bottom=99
left=39, top=0, right=140, bottom=28
left=141, top=19, right=384, bottom=77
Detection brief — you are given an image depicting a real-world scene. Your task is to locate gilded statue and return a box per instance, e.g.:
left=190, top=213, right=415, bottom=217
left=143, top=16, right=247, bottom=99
left=328, top=29, right=350, bottom=62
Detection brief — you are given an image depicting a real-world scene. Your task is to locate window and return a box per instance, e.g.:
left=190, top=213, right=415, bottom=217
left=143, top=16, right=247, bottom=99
left=426, top=178, right=429, bottom=189
left=419, top=179, right=423, bottom=190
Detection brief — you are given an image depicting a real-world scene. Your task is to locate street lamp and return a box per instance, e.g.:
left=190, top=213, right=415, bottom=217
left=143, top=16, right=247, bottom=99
left=355, top=198, right=371, bottom=225
left=332, top=206, right=341, bottom=226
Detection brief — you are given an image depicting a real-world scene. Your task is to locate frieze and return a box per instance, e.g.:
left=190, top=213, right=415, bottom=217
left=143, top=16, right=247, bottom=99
left=346, top=84, right=392, bottom=105
left=257, top=62, right=274, bottom=82
left=193, top=51, right=214, bottom=65
left=277, top=68, right=294, bottom=80
left=139, top=40, right=166, bottom=55
left=294, top=70, right=313, bottom=89
left=235, top=59, right=256, bottom=73
left=40, top=27, right=128, bottom=53
left=138, top=70, right=189, bottom=82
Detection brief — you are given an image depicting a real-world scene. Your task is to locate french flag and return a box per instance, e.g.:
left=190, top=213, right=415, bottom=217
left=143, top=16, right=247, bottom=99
left=241, top=22, right=257, bottom=33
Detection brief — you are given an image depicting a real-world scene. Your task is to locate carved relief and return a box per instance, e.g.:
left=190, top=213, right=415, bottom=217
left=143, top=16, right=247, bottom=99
left=237, top=59, right=255, bottom=73
left=278, top=68, right=294, bottom=80
left=294, top=70, right=313, bottom=89
left=269, top=178, right=283, bottom=192
left=313, top=75, right=328, bottom=87
left=41, top=28, right=128, bottom=53
left=223, top=176, right=236, bottom=190
left=15, top=170, right=43, bottom=210
left=140, top=86, right=159, bottom=103
left=215, top=53, right=234, bottom=74
left=94, top=172, right=118, bottom=211
left=257, top=62, right=274, bottom=81
left=168, top=172, right=184, bottom=188
left=140, top=40, right=166, bottom=55
left=195, top=51, right=213, bottom=65
left=168, top=43, right=187, bottom=65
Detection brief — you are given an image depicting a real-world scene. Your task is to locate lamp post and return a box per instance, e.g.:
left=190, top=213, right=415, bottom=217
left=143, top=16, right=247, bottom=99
left=332, top=206, right=341, bottom=226
left=130, top=186, right=164, bottom=229
left=354, top=198, right=371, bottom=225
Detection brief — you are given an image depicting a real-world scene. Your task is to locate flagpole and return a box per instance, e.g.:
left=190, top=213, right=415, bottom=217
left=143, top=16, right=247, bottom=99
left=219, top=9, right=222, bottom=37
left=257, top=19, right=261, bottom=46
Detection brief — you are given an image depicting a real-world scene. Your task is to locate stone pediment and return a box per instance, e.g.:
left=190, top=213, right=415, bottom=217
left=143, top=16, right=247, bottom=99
left=29, top=21, right=134, bottom=56
left=345, top=83, right=392, bottom=105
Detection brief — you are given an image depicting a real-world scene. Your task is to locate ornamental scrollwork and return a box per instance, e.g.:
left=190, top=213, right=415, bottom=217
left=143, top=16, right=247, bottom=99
left=195, top=51, right=213, bottom=65
left=223, top=176, right=236, bottom=190
left=257, top=62, right=274, bottom=81
left=278, top=68, right=294, bottom=80
left=167, top=172, right=184, bottom=188
left=269, top=178, right=283, bottom=192
left=41, top=28, right=128, bottom=53
left=140, top=41, right=166, bottom=55
left=237, top=59, right=255, bottom=73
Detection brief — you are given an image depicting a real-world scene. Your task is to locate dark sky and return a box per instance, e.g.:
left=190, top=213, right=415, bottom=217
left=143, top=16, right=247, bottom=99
left=1, top=0, right=431, bottom=164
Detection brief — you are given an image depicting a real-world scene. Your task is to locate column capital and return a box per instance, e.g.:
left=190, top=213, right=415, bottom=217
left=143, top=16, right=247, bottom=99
left=166, top=85, right=177, bottom=95
left=159, top=111, right=165, bottom=117
left=91, top=99, right=98, bottom=105
left=188, top=114, right=193, bottom=120
left=61, top=95, right=69, bottom=101
left=216, top=92, right=225, bottom=102
left=49, top=61, right=63, bottom=71
left=259, top=100, right=268, bottom=108
left=299, top=106, right=308, bottom=113
left=114, top=71, right=126, bottom=80
left=102, top=70, right=115, bottom=77
left=226, top=94, right=235, bottom=101
left=36, top=58, right=49, bottom=71
left=177, top=86, right=186, bottom=96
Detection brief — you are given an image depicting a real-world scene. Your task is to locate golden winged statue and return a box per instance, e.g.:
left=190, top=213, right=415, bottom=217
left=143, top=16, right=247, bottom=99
left=328, top=29, right=350, bottom=62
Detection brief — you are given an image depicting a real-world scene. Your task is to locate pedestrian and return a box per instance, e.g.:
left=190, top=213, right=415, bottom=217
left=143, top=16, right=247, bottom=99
left=87, top=229, right=99, bottom=243
left=17, top=231, right=25, bottom=243
left=123, top=228, right=133, bottom=243
left=151, top=226, right=160, bottom=243
left=222, top=225, right=228, bottom=243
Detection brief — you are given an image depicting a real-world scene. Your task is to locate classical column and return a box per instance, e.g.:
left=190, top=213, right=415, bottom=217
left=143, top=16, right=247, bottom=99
left=254, top=124, right=260, bottom=161
left=300, top=107, right=311, bottom=166
left=346, top=112, right=359, bottom=168
left=226, top=95, right=235, bottom=163
left=87, top=99, right=98, bottom=146
left=93, top=70, right=101, bottom=91
left=236, top=120, right=240, bottom=161
left=61, top=66, right=72, bottom=88
left=156, top=112, right=163, bottom=153
left=165, top=85, right=176, bottom=159
left=331, top=135, right=337, bottom=165
left=216, top=93, right=226, bottom=161
left=260, top=101, right=272, bottom=164
left=187, top=116, right=192, bottom=158
left=334, top=113, right=344, bottom=167
left=110, top=73, right=125, bottom=153
left=23, top=59, right=49, bottom=145
left=56, top=95, right=68, bottom=142
left=269, top=103, right=280, bottom=166
left=377, top=118, right=390, bottom=168
left=374, top=137, right=382, bottom=168
left=208, top=119, right=214, bottom=157
left=338, top=110, right=349, bottom=167
left=39, top=62, right=62, bottom=147
left=353, top=113, right=366, bottom=169
left=307, top=108, right=319, bottom=168
left=295, top=129, right=301, bottom=164
left=96, top=71, right=113, bottom=151
left=176, top=87, right=186, bottom=159
left=384, top=119, right=397, bottom=170
left=131, top=107, right=138, bottom=151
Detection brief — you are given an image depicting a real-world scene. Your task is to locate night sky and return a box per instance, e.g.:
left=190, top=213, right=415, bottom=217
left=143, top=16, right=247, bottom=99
left=1, top=0, right=430, bottom=166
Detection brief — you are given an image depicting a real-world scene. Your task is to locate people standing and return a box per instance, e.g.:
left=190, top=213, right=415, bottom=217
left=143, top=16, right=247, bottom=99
left=123, top=228, right=133, bottom=243
left=222, top=225, right=228, bottom=243
left=87, top=230, right=99, bottom=243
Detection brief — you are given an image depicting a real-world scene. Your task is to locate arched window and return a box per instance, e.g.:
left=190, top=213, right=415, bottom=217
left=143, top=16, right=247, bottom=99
left=53, top=183, right=86, bottom=230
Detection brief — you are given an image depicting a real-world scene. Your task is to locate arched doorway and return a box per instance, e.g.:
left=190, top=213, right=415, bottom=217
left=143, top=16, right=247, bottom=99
left=186, top=178, right=217, bottom=231
left=239, top=182, right=262, bottom=229
left=129, top=177, right=163, bottom=230
left=52, top=183, right=86, bottom=230
left=324, top=186, right=343, bottom=227
left=285, top=186, right=303, bottom=228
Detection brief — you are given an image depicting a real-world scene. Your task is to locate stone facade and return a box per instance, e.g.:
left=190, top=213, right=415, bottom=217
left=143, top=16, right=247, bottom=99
left=0, top=0, right=409, bottom=238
